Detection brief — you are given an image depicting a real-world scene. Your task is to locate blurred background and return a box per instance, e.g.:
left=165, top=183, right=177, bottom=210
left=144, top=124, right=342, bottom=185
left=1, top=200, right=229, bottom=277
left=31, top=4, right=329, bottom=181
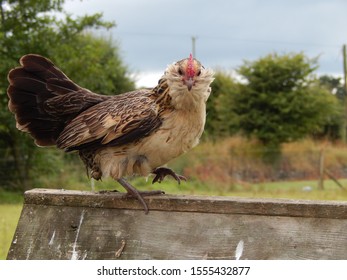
left=1, top=0, right=347, bottom=258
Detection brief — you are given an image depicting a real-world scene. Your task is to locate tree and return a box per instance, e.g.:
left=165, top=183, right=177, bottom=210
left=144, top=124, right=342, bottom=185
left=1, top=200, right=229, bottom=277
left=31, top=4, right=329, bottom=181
left=205, top=71, right=239, bottom=138
left=319, top=75, right=346, bottom=101
left=230, top=53, right=340, bottom=157
left=317, top=75, right=345, bottom=140
left=53, top=33, right=135, bottom=95
left=0, top=0, right=135, bottom=191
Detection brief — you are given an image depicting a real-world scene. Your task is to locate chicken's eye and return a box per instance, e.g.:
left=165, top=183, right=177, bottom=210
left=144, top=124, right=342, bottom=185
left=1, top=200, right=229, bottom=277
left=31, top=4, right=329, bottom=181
left=178, top=68, right=183, bottom=75
left=197, top=70, right=201, bottom=76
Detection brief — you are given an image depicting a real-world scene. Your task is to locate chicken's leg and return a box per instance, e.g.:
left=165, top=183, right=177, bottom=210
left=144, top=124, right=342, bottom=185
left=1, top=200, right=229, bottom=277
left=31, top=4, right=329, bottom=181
left=117, top=178, right=164, bottom=214
left=152, top=167, right=187, bottom=184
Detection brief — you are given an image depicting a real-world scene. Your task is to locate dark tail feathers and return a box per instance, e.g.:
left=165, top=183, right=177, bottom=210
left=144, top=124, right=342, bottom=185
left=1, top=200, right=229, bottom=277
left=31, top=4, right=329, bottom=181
left=7, top=54, right=109, bottom=147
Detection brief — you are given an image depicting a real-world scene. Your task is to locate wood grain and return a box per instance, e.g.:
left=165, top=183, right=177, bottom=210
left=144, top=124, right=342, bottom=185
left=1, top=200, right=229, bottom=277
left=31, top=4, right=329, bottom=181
left=7, top=189, right=347, bottom=260
left=23, top=188, right=347, bottom=218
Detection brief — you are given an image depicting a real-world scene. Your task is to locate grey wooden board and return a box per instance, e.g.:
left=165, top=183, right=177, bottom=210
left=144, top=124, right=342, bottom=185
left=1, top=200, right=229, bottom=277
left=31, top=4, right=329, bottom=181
left=7, top=189, right=347, bottom=260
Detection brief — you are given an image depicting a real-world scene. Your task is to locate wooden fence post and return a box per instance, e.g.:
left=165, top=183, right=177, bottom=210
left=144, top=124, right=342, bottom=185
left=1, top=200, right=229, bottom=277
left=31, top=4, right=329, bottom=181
left=318, top=147, right=325, bottom=190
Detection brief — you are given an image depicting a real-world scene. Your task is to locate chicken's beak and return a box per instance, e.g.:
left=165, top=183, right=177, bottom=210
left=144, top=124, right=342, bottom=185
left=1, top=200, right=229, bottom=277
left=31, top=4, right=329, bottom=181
left=184, top=77, right=194, bottom=91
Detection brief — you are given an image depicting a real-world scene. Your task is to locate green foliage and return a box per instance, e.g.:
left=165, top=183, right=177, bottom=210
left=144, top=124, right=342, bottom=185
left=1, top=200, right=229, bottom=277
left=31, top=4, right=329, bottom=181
left=0, top=0, right=135, bottom=191
left=204, top=53, right=343, bottom=162
left=230, top=53, right=341, bottom=147
left=316, top=76, right=346, bottom=140
left=205, top=71, right=239, bottom=138
left=53, top=33, right=135, bottom=94
left=319, top=75, right=346, bottom=102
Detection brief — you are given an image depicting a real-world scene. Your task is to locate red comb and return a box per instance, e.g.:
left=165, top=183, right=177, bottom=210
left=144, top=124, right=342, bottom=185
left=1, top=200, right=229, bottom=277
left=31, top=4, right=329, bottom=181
left=187, top=53, right=195, bottom=78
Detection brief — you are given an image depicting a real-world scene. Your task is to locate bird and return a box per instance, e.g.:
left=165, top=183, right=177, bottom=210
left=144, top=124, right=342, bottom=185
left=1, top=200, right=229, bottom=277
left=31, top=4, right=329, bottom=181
left=7, top=54, right=214, bottom=213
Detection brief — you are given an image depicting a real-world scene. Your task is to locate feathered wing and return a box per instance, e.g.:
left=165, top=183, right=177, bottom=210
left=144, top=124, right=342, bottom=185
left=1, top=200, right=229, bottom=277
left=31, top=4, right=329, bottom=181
left=7, top=54, right=164, bottom=153
left=56, top=90, right=163, bottom=152
left=7, top=54, right=109, bottom=146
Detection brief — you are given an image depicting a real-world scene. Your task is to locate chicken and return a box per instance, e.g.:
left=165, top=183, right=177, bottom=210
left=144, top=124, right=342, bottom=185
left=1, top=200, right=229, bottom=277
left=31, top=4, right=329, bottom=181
left=7, top=54, right=214, bottom=213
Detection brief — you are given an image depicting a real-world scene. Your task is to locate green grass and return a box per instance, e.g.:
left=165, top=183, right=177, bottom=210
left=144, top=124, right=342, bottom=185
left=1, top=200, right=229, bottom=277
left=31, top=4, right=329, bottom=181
left=0, top=190, right=24, bottom=204
left=0, top=204, right=22, bottom=260
left=0, top=178, right=346, bottom=260
left=36, top=174, right=347, bottom=202
left=226, top=179, right=347, bottom=201
left=0, top=191, right=24, bottom=260
left=81, top=176, right=347, bottom=201
left=129, top=178, right=347, bottom=201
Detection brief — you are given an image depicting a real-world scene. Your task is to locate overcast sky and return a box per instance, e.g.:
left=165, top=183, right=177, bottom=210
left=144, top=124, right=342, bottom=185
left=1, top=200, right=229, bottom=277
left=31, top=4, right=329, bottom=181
left=64, top=0, right=347, bottom=87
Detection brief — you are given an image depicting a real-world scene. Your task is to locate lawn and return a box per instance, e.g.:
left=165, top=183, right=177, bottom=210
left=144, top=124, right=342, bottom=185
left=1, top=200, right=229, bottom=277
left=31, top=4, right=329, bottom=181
left=0, top=204, right=22, bottom=260
left=0, top=178, right=346, bottom=260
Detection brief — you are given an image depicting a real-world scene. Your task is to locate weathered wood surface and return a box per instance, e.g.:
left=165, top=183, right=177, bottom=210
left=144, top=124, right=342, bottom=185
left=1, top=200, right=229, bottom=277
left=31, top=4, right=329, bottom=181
left=7, top=188, right=347, bottom=260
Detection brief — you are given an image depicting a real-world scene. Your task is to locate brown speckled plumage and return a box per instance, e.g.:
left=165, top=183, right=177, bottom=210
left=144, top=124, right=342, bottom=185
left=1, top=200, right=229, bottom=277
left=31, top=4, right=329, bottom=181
left=7, top=54, right=214, bottom=213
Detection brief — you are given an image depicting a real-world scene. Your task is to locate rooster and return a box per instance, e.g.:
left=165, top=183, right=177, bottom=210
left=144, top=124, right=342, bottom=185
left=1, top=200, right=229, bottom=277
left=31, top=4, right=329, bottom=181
left=7, top=54, right=214, bottom=213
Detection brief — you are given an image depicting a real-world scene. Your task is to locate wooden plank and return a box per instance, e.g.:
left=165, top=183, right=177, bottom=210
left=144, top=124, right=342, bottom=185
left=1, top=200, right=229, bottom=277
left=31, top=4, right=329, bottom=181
left=24, top=188, right=347, bottom=219
left=7, top=203, right=347, bottom=260
left=7, top=189, right=347, bottom=260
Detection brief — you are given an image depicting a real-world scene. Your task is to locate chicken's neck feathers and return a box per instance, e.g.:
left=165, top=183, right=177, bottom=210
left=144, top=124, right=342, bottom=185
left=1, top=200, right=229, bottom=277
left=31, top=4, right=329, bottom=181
left=151, top=75, right=212, bottom=112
